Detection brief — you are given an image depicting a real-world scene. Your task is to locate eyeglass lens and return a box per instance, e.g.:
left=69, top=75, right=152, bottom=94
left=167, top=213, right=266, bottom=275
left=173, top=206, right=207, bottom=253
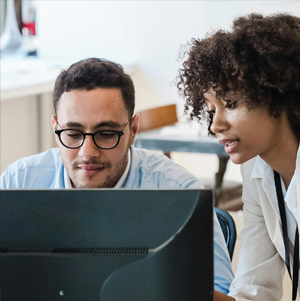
left=60, top=130, right=120, bottom=149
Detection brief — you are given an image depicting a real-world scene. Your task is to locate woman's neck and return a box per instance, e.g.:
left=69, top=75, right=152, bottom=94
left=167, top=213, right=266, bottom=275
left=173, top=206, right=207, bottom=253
left=261, top=122, right=298, bottom=189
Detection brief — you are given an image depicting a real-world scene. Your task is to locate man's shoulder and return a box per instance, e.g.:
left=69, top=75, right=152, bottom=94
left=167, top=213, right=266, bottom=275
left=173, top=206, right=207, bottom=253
left=132, top=147, right=180, bottom=170
left=1, top=148, right=63, bottom=188
left=7, top=148, right=62, bottom=171
left=129, top=147, right=203, bottom=189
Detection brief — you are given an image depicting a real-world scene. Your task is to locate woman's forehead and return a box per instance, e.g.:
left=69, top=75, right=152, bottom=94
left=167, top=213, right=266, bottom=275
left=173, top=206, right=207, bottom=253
left=204, top=88, right=240, bottom=101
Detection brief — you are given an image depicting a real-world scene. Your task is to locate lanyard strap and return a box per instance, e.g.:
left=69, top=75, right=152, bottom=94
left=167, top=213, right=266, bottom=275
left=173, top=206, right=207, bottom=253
left=274, top=170, right=299, bottom=300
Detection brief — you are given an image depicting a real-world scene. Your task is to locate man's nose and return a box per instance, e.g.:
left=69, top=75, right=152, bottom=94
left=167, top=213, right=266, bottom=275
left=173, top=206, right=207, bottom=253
left=210, top=110, right=229, bottom=135
left=78, top=136, right=100, bottom=160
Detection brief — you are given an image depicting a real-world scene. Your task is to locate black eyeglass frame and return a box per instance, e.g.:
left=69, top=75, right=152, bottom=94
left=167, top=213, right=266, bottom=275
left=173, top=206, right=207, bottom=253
left=55, top=118, right=133, bottom=150
left=55, top=129, right=125, bottom=150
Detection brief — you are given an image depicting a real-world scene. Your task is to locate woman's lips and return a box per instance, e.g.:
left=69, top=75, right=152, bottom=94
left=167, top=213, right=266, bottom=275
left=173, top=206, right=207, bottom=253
left=219, top=139, right=239, bottom=153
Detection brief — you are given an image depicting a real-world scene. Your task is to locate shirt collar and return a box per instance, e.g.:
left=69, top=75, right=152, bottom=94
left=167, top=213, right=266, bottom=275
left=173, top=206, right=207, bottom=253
left=251, top=143, right=300, bottom=180
left=114, top=148, right=131, bottom=188
left=250, top=155, right=271, bottom=180
left=64, top=167, right=73, bottom=188
left=63, top=149, right=131, bottom=189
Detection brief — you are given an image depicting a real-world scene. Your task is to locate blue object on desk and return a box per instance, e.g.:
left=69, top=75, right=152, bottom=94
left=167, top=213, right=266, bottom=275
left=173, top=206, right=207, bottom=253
left=215, top=208, right=237, bottom=260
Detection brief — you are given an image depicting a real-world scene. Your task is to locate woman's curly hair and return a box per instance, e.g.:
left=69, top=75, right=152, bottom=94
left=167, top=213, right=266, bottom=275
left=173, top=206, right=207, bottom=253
left=177, top=13, right=300, bottom=136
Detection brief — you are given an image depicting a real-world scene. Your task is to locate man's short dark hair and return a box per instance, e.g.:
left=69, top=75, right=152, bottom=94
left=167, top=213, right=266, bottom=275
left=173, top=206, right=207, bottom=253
left=53, top=58, right=135, bottom=118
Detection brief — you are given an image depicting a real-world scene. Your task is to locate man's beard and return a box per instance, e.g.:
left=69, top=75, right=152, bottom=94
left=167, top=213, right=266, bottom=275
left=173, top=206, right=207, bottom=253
left=65, top=149, right=129, bottom=188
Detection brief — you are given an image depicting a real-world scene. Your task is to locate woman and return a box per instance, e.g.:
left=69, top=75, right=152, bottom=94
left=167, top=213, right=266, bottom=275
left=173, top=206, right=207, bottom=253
left=177, top=13, right=300, bottom=301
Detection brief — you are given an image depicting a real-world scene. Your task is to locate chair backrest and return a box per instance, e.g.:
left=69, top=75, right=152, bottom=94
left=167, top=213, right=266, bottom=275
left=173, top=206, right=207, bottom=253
left=137, top=104, right=178, bottom=133
left=215, top=208, right=236, bottom=261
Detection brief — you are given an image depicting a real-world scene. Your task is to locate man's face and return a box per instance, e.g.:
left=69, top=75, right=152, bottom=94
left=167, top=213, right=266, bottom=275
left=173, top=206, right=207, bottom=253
left=51, top=88, right=139, bottom=188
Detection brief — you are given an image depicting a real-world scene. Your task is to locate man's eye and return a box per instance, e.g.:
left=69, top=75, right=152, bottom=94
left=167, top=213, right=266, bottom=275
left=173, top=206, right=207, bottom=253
left=67, top=133, right=82, bottom=138
left=224, top=101, right=237, bottom=110
left=97, top=132, right=116, bottom=139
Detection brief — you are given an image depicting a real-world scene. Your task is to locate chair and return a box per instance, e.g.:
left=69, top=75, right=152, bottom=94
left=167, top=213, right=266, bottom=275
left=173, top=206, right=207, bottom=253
left=138, top=104, right=178, bottom=132
left=137, top=104, right=178, bottom=158
left=203, top=179, right=243, bottom=210
left=215, top=208, right=236, bottom=261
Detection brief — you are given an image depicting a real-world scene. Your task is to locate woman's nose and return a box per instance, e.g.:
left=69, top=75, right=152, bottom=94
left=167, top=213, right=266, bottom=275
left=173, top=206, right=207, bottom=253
left=210, top=110, right=229, bottom=135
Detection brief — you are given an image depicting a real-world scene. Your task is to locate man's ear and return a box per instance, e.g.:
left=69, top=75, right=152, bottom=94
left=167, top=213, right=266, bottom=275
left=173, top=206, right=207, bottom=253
left=51, top=115, right=59, bottom=145
left=51, top=115, right=57, bottom=133
left=129, top=114, right=139, bottom=146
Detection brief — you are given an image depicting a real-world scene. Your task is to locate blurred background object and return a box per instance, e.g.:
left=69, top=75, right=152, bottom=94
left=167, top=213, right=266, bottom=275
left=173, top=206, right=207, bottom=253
left=0, top=0, right=37, bottom=56
left=0, top=0, right=6, bottom=35
left=21, top=0, right=37, bottom=56
left=0, top=0, right=23, bottom=54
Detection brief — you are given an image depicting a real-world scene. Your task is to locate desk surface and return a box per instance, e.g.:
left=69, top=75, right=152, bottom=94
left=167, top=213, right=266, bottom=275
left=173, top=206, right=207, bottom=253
left=134, top=124, right=228, bottom=157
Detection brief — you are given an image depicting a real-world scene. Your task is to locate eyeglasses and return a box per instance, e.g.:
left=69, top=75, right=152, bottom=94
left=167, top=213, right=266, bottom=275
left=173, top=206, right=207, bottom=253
left=55, top=119, right=131, bottom=150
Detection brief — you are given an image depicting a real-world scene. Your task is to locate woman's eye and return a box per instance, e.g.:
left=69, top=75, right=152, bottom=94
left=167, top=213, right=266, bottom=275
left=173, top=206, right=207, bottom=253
left=224, top=101, right=237, bottom=110
left=208, top=110, right=215, bottom=116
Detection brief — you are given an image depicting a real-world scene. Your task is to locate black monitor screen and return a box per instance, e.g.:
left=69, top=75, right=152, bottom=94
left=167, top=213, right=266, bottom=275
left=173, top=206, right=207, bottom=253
left=0, top=189, right=213, bottom=301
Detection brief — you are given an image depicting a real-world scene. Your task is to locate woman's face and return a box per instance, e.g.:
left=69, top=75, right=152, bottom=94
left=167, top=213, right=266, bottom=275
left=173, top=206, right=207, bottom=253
left=203, top=89, right=291, bottom=165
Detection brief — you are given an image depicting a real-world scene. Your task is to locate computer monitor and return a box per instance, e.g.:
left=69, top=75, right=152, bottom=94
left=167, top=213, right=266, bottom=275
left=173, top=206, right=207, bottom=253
left=0, top=189, right=213, bottom=301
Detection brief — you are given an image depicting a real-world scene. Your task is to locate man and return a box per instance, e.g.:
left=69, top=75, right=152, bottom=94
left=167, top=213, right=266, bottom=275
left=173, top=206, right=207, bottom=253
left=0, top=58, right=234, bottom=293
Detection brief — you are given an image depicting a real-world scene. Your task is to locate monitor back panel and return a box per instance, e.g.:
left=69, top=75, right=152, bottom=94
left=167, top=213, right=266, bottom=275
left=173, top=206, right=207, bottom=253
left=0, top=189, right=214, bottom=301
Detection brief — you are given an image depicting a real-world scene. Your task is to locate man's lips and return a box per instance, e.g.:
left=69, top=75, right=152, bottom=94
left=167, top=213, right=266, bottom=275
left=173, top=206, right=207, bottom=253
left=78, top=165, right=103, bottom=170
left=77, top=165, right=105, bottom=175
left=219, top=139, right=239, bottom=153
